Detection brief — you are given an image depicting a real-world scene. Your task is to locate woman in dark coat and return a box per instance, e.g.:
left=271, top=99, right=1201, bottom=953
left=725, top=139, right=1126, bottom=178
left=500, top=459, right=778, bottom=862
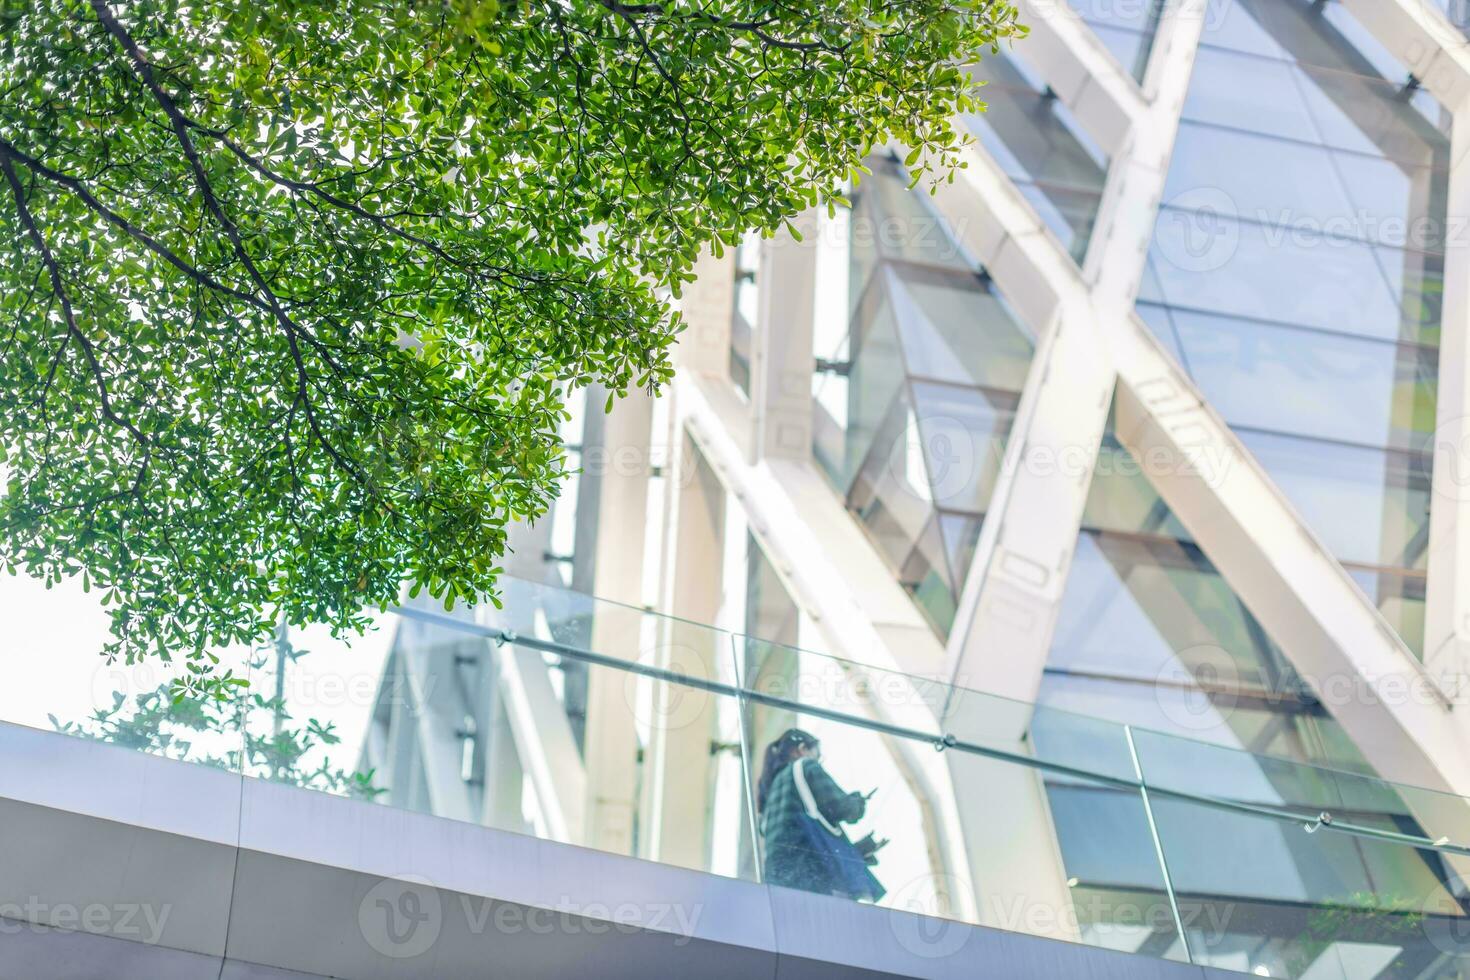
left=756, top=729, right=885, bottom=901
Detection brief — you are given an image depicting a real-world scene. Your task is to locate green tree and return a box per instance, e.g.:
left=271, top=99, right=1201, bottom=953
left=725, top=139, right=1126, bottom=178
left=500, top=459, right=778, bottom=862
left=0, top=0, right=1023, bottom=688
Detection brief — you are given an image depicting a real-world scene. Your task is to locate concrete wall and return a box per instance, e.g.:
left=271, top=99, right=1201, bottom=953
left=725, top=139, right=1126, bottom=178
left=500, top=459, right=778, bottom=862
left=0, top=721, right=1243, bottom=980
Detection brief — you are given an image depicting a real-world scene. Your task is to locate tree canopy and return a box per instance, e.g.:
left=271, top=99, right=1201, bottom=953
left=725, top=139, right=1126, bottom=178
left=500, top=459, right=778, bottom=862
left=0, top=0, right=1023, bottom=688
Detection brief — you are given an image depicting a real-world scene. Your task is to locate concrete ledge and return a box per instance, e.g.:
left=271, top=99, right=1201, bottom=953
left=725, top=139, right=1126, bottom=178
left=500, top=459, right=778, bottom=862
left=0, top=722, right=1229, bottom=980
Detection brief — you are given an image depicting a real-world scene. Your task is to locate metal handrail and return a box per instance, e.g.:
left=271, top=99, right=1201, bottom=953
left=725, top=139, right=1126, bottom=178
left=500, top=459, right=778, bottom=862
left=394, top=605, right=1470, bottom=860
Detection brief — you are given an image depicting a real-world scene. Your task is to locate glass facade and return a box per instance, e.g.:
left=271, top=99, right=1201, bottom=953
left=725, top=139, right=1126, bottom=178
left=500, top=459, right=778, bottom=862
left=1136, top=0, right=1449, bottom=657
left=964, top=50, right=1110, bottom=262
left=1031, top=415, right=1470, bottom=976
left=814, top=155, right=1035, bottom=636
left=1065, top=0, right=1165, bottom=81
left=1042, top=414, right=1377, bottom=775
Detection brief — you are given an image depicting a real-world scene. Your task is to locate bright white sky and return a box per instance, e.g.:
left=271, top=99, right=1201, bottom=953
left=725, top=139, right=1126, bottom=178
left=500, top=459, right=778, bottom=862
left=0, top=573, right=393, bottom=772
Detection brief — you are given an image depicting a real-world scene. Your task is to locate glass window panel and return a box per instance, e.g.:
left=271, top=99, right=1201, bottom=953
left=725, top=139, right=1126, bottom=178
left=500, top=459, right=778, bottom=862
left=1135, top=302, right=1186, bottom=365
left=827, top=291, right=905, bottom=496
left=1164, top=125, right=1447, bottom=252
left=1145, top=209, right=1440, bottom=344
left=1183, top=44, right=1318, bottom=143
left=890, top=267, right=1034, bottom=391
left=1040, top=782, right=1185, bottom=959
left=939, top=512, right=984, bottom=592
left=1083, top=436, right=1196, bottom=543
left=824, top=154, right=1039, bottom=638
left=1086, top=23, right=1152, bottom=81
left=1197, top=0, right=1317, bottom=63
left=1200, top=0, right=1410, bottom=79
left=908, top=520, right=961, bottom=635
left=1376, top=245, right=1445, bottom=348
left=1298, top=60, right=1448, bottom=165
left=1166, top=125, right=1356, bottom=232
left=1183, top=45, right=1449, bottom=167
left=1238, top=430, right=1431, bottom=572
left=849, top=427, right=958, bottom=635
left=855, top=156, right=975, bottom=273
left=910, top=381, right=1017, bottom=514
left=1348, top=568, right=1427, bottom=659
left=1037, top=672, right=1372, bottom=773
left=1066, top=0, right=1159, bottom=31
left=1331, top=153, right=1448, bottom=253
left=1012, top=179, right=1104, bottom=261
left=962, top=97, right=1107, bottom=192
left=963, top=52, right=1108, bottom=262
left=1141, top=777, right=1469, bottom=978
left=848, top=395, right=937, bottom=560
left=1164, top=308, right=1438, bottom=452
left=1050, top=530, right=1301, bottom=693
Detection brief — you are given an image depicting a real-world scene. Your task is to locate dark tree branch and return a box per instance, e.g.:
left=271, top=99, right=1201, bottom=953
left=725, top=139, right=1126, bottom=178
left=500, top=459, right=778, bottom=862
left=90, top=0, right=368, bottom=487
left=0, top=153, right=151, bottom=478
left=0, top=137, right=270, bottom=314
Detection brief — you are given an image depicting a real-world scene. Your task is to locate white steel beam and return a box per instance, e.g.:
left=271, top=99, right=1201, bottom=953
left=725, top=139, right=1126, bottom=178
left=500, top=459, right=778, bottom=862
left=581, top=391, right=655, bottom=853
left=1010, top=0, right=1143, bottom=157
left=925, top=1, right=1470, bottom=800
left=680, top=371, right=1094, bottom=932
left=640, top=429, right=728, bottom=869
left=750, top=211, right=819, bottom=462
left=1107, top=317, right=1470, bottom=798
left=676, top=246, right=738, bottom=378
left=493, top=639, right=588, bottom=844
left=1338, top=0, right=1470, bottom=108
left=1345, top=0, right=1470, bottom=716
left=940, top=0, right=1206, bottom=706
left=1426, top=97, right=1470, bottom=696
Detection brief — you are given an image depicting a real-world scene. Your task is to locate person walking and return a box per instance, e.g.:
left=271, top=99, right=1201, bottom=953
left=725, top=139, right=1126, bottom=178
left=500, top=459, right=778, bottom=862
left=756, top=728, right=885, bottom=901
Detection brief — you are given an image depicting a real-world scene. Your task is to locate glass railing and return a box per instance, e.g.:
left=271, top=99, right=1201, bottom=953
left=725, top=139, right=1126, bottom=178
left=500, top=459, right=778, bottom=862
left=37, top=573, right=1470, bottom=978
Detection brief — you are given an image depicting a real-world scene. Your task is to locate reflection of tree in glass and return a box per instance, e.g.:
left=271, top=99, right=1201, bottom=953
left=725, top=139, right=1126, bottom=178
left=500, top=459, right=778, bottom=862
left=1292, top=892, right=1426, bottom=977
left=52, top=630, right=382, bottom=801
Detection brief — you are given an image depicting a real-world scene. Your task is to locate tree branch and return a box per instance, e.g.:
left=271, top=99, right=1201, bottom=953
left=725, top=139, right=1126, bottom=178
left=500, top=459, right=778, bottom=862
left=89, top=0, right=367, bottom=487
left=0, top=153, right=151, bottom=478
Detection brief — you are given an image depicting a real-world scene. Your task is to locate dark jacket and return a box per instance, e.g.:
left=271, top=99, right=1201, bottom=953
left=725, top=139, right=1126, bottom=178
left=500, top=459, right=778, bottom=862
left=759, top=758, right=882, bottom=900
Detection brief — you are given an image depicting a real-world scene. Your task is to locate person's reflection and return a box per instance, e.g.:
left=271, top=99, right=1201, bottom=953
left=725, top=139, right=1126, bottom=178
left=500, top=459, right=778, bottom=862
left=756, top=729, right=885, bottom=901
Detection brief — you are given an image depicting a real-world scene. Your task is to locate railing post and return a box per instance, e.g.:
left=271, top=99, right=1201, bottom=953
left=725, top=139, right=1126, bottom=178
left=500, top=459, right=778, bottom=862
left=730, top=632, right=766, bottom=884
left=1124, top=724, right=1192, bottom=963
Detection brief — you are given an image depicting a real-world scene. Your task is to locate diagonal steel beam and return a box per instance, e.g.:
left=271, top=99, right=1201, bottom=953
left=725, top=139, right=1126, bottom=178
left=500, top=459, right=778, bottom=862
left=939, top=0, right=1206, bottom=706
left=930, top=0, right=1470, bottom=800
left=1011, top=0, right=1145, bottom=157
